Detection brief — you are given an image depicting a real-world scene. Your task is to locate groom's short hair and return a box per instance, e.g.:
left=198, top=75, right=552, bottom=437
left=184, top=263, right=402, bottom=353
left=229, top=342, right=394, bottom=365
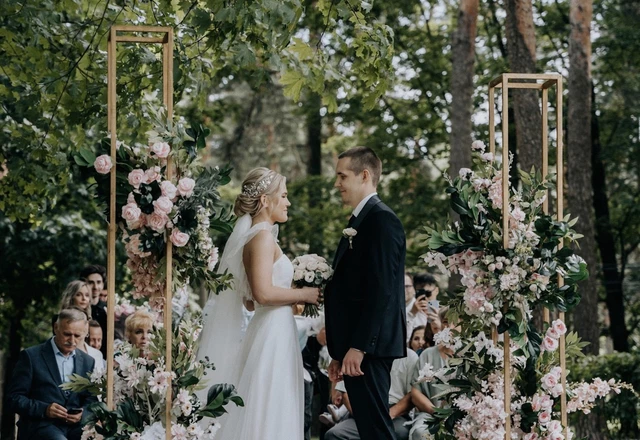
left=339, top=147, right=382, bottom=187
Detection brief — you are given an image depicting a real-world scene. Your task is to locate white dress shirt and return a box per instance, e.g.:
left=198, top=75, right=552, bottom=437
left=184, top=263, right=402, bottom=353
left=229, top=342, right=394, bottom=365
left=352, top=192, right=378, bottom=218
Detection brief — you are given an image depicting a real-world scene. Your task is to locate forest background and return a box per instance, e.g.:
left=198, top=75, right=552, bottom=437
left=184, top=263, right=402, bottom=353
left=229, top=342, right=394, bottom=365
left=0, top=0, right=639, bottom=438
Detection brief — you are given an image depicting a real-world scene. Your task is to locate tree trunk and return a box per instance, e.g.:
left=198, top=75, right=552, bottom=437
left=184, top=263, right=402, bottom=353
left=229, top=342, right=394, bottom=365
left=591, top=84, right=629, bottom=352
left=448, top=0, right=478, bottom=294
left=449, top=0, right=478, bottom=176
left=567, top=17, right=607, bottom=440
left=504, top=0, right=542, bottom=173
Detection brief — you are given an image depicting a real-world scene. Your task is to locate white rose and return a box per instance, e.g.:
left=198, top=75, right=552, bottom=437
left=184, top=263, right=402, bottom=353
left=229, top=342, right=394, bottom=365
left=178, top=177, right=196, bottom=198
left=307, top=260, right=319, bottom=271
left=293, top=270, right=304, bottom=281
left=318, top=262, right=329, bottom=272
left=170, top=228, right=190, bottom=247
left=304, top=272, right=315, bottom=283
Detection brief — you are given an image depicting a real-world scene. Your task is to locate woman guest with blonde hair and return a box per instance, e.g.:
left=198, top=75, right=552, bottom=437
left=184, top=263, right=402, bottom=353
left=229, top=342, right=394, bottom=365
left=59, top=280, right=92, bottom=319
left=124, top=309, right=155, bottom=356
left=197, top=167, right=320, bottom=440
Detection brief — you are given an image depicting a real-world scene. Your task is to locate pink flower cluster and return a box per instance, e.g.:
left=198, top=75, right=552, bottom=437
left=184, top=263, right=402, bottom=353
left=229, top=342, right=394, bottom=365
left=541, top=319, right=567, bottom=353
left=567, top=378, right=622, bottom=414
left=453, top=373, right=508, bottom=440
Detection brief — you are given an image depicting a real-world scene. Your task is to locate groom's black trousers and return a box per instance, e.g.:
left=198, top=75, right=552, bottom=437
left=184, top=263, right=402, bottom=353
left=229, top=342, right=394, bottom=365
left=343, top=357, right=396, bottom=440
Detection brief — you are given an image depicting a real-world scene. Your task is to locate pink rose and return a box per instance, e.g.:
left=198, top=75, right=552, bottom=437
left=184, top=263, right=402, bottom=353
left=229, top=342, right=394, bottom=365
left=151, top=142, right=171, bottom=158
left=160, top=180, right=177, bottom=200
left=147, top=212, right=168, bottom=232
left=523, top=433, right=539, bottom=440
left=170, top=228, right=190, bottom=247
left=552, top=319, right=567, bottom=336
left=542, top=335, right=559, bottom=352
left=128, top=169, right=146, bottom=188
left=546, top=327, right=560, bottom=340
left=542, top=372, right=558, bottom=390
left=153, top=196, right=173, bottom=215
left=538, top=411, right=551, bottom=425
left=122, top=202, right=141, bottom=222
left=94, top=154, right=113, bottom=174
left=127, top=213, right=146, bottom=230
left=177, top=177, right=196, bottom=198
left=145, top=167, right=161, bottom=183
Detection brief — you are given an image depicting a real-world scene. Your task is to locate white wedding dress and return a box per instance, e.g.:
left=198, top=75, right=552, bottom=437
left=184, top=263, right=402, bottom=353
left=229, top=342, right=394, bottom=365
left=197, top=215, right=303, bottom=440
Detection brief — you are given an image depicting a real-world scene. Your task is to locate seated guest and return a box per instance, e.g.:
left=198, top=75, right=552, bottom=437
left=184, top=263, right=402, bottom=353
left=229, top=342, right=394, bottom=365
left=325, top=349, right=419, bottom=440
left=57, top=281, right=104, bottom=369
left=8, top=308, right=96, bottom=440
left=409, top=307, right=454, bottom=440
left=87, top=320, right=103, bottom=351
left=79, top=265, right=108, bottom=357
left=125, top=309, right=154, bottom=356
left=408, top=325, right=426, bottom=355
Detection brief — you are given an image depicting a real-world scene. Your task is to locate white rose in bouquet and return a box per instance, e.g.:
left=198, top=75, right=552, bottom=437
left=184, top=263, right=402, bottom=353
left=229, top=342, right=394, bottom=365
left=292, top=254, right=333, bottom=317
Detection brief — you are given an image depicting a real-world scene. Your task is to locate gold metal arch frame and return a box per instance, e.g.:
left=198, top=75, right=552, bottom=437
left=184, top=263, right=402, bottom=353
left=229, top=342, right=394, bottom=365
left=106, top=25, right=174, bottom=440
left=488, top=73, right=567, bottom=439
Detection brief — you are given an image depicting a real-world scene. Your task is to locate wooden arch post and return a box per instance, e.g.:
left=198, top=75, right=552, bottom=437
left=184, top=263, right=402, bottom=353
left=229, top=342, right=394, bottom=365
left=107, top=25, right=174, bottom=440
left=487, top=73, right=567, bottom=438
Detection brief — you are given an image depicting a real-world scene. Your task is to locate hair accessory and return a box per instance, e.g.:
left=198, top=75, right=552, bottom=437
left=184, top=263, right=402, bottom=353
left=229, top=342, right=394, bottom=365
left=242, top=174, right=274, bottom=198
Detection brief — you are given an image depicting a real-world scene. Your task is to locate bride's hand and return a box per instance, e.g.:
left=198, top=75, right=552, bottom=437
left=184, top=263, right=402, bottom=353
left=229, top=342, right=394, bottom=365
left=299, top=286, right=320, bottom=305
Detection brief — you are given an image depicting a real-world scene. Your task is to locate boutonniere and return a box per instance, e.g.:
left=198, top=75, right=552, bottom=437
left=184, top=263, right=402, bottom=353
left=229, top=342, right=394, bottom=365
left=342, top=227, right=357, bottom=249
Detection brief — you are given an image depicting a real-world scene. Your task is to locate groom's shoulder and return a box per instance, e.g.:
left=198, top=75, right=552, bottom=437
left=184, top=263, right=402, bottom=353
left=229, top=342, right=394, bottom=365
left=368, top=201, right=403, bottom=228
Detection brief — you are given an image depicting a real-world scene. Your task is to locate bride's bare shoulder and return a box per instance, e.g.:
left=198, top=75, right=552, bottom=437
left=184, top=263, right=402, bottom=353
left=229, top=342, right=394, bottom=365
left=243, top=229, right=275, bottom=256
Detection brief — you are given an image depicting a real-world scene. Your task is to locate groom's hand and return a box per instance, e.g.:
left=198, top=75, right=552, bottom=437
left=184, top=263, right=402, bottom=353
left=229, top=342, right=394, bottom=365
left=341, top=348, right=364, bottom=377
left=328, top=359, right=343, bottom=382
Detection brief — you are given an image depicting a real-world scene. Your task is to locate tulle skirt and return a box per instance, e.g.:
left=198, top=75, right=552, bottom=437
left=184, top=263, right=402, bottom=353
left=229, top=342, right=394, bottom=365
left=215, top=304, right=304, bottom=440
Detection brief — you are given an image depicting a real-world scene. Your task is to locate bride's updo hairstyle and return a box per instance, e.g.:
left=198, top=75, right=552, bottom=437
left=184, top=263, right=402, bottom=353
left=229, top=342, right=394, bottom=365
left=234, top=167, right=285, bottom=217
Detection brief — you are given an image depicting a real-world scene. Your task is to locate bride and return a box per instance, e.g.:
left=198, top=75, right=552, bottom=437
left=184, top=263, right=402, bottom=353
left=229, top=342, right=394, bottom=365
left=197, top=167, right=320, bottom=439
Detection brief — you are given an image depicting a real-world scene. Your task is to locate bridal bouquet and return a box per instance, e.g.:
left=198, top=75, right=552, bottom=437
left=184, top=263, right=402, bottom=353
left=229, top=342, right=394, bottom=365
left=292, top=254, right=333, bottom=317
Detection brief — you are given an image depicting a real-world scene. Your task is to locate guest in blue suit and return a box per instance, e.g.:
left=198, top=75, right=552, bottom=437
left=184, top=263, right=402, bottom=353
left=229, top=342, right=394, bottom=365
left=7, top=308, right=96, bottom=440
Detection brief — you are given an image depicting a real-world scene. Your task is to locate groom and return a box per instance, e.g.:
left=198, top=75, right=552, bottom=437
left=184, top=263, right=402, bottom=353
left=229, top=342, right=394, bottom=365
left=325, top=146, right=407, bottom=439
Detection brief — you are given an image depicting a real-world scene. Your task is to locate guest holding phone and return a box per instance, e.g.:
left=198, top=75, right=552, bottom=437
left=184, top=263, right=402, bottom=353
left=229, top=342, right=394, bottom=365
left=7, top=308, right=96, bottom=440
left=406, top=273, right=440, bottom=339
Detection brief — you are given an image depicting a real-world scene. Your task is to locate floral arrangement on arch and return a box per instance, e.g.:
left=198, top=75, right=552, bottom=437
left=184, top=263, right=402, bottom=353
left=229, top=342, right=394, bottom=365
left=75, top=107, right=234, bottom=302
left=62, top=318, right=244, bottom=440
left=419, top=141, right=634, bottom=440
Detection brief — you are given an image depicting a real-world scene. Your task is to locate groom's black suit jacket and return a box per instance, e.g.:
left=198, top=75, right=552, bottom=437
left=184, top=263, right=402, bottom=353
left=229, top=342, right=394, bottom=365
left=325, top=195, right=407, bottom=361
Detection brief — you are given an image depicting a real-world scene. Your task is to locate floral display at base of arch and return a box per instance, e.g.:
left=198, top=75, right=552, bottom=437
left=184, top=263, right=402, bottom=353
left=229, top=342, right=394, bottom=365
left=63, top=319, right=243, bottom=440
left=419, top=141, right=633, bottom=440
left=75, top=106, right=234, bottom=303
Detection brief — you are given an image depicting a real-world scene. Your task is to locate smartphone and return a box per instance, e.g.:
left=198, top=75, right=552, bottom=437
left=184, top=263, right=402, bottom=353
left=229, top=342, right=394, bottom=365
left=428, top=299, right=439, bottom=310
left=67, top=408, right=82, bottom=415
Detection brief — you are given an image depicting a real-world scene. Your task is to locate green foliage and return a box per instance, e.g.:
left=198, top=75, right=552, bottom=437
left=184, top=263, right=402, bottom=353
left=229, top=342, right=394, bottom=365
left=568, top=351, right=640, bottom=438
